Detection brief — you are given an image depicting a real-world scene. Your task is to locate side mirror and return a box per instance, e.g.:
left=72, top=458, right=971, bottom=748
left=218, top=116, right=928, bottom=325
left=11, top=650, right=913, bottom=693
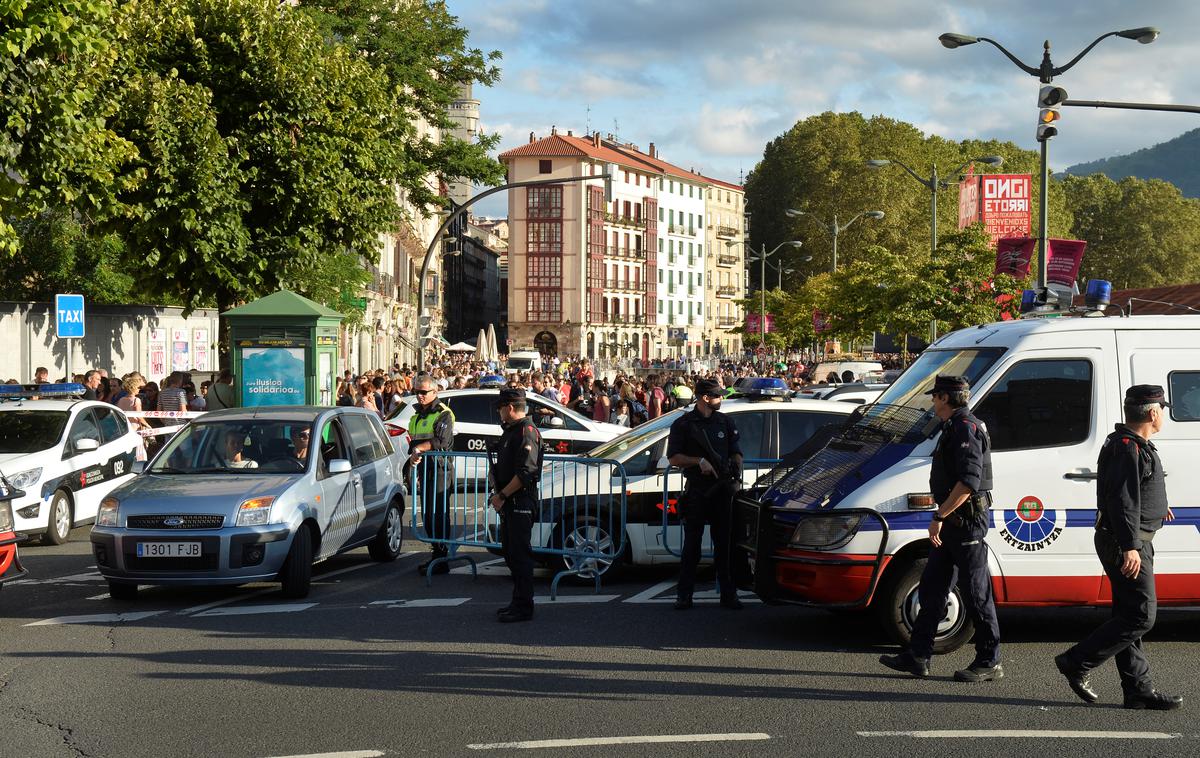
left=132, top=460, right=146, bottom=474
left=328, top=458, right=352, bottom=475
left=75, top=438, right=100, bottom=452
left=654, top=456, right=670, bottom=473
left=548, top=417, right=564, bottom=428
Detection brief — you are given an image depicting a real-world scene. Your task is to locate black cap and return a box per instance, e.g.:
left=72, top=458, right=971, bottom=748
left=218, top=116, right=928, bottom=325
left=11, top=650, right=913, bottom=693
left=1125, top=384, right=1170, bottom=408
left=495, top=388, right=525, bottom=407
left=925, top=374, right=970, bottom=395
left=695, top=378, right=722, bottom=398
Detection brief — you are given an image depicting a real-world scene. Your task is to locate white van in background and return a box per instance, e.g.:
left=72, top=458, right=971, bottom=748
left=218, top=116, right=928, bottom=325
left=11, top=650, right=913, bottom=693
left=504, top=350, right=543, bottom=374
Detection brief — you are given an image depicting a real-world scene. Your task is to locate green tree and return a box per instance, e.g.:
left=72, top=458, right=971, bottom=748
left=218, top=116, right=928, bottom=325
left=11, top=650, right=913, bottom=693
left=2, top=208, right=134, bottom=302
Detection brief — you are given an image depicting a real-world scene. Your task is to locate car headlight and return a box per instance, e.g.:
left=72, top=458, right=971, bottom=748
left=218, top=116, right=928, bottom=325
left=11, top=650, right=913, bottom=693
left=788, top=513, right=865, bottom=550
left=0, top=502, right=14, bottom=533
left=7, top=467, right=42, bottom=491
left=235, top=496, right=275, bottom=527
left=96, top=497, right=120, bottom=527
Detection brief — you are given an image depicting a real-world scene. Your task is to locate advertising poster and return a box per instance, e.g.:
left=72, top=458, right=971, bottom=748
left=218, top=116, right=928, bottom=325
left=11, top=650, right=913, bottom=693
left=745, top=313, right=776, bottom=334
left=1046, top=238, right=1088, bottom=288
left=812, top=310, right=830, bottom=333
left=241, top=347, right=306, bottom=406
left=958, top=173, right=1032, bottom=244
left=957, top=167, right=978, bottom=229
left=193, top=328, right=210, bottom=372
left=148, top=328, right=166, bottom=379
left=994, top=237, right=1037, bottom=279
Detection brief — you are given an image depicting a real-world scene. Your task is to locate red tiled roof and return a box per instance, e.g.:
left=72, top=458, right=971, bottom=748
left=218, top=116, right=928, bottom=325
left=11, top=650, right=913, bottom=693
left=703, top=176, right=744, bottom=192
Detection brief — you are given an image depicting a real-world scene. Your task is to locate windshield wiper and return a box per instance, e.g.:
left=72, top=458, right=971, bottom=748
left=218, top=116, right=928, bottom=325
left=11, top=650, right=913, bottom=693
left=149, top=467, right=193, bottom=474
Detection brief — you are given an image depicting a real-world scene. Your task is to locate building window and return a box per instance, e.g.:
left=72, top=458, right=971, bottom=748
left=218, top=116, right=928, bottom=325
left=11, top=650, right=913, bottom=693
left=658, top=300, right=663, bottom=314
left=527, top=186, right=562, bottom=219
left=527, top=222, right=562, bottom=254
left=659, top=207, right=664, bottom=222
left=527, top=255, right=561, bottom=287
left=527, top=290, right=561, bottom=322
left=538, top=160, right=552, bottom=174
left=658, top=269, right=663, bottom=283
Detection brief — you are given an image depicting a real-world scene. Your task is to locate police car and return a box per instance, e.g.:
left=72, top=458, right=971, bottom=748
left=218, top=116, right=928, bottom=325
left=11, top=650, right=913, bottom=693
left=0, top=384, right=142, bottom=544
left=532, top=379, right=855, bottom=577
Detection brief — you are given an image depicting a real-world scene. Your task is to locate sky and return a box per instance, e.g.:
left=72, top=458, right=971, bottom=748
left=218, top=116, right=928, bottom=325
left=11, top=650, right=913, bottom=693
left=449, top=0, right=1200, bottom=218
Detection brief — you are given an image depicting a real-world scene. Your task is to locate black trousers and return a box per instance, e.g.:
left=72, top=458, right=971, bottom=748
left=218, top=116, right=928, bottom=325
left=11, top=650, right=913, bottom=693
left=909, top=519, right=1002, bottom=666
left=1065, top=529, right=1157, bottom=695
left=499, top=500, right=535, bottom=614
left=419, top=474, right=451, bottom=555
left=677, top=481, right=736, bottom=601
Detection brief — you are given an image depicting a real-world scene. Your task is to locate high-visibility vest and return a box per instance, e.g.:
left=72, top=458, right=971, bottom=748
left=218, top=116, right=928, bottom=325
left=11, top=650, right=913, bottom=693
left=409, top=401, right=454, bottom=442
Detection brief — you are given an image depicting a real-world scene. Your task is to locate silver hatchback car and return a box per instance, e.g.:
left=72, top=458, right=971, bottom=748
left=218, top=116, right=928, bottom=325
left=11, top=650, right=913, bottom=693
left=91, top=406, right=406, bottom=600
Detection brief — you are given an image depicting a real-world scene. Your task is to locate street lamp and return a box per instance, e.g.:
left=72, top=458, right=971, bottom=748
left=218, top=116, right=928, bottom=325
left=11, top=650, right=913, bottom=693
left=785, top=208, right=885, bottom=271
left=730, top=239, right=802, bottom=360
left=938, top=27, right=1158, bottom=286
left=865, top=157, right=1001, bottom=256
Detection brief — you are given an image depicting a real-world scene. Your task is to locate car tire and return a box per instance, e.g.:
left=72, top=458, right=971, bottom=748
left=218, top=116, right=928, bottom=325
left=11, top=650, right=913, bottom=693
left=874, top=557, right=974, bottom=654
left=368, top=498, right=405, bottom=562
left=279, top=525, right=313, bottom=599
left=42, top=490, right=73, bottom=546
left=554, top=518, right=624, bottom=583
left=108, top=580, right=138, bottom=601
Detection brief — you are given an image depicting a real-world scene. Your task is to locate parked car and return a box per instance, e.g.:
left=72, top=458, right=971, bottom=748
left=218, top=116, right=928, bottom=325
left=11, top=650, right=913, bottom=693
left=91, top=406, right=406, bottom=600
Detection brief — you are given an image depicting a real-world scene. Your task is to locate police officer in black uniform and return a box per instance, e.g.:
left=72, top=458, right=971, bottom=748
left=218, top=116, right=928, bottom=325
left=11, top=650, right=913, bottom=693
left=1055, top=385, right=1182, bottom=710
left=880, top=375, right=1002, bottom=682
left=488, top=388, right=543, bottom=623
left=667, top=377, right=744, bottom=610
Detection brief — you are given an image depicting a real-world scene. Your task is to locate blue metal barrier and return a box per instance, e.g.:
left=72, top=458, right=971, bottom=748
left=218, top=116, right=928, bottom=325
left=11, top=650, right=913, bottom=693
left=659, top=458, right=781, bottom=559
left=409, top=451, right=628, bottom=599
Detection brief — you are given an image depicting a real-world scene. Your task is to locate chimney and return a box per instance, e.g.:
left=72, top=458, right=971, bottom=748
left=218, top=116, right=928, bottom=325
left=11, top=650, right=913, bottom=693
left=529, top=131, right=535, bottom=143
left=567, top=130, right=573, bottom=136
left=550, top=124, right=557, bottom=135
left=592, top=133, right=601, bottom=148
left=649, top=142, right=656, bottom=159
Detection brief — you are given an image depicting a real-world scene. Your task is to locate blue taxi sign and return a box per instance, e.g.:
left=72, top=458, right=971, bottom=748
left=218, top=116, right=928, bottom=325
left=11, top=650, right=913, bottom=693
left=55, top=294, right=85, bottom=338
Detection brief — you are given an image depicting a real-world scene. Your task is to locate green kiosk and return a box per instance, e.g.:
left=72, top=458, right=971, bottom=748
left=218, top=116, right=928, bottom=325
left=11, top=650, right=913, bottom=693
left=223, top=291, right=344, bottom=407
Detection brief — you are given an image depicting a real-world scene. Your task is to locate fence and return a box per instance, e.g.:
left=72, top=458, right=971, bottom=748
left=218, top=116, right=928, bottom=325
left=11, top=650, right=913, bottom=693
left=408, top=451, right=628, bottom=599
left=659, top=458, right=780, bottom=559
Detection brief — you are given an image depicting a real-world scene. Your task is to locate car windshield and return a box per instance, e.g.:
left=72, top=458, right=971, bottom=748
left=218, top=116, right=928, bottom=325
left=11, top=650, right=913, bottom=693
left=587, top=408, right=684, bottom=460
left=384, top=398, right=411, bottom=422
left=148, top=419, right=317, bottom=474
left=0, top=410, right=69, bottom=454
left=871, top=348, right=1006, bottom=412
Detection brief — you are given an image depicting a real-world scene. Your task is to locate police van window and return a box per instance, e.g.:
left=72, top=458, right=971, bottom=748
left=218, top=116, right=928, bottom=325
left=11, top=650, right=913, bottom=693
left=529, top=397, right=586, bottom=431
left=973, top=359, right=1093, bottom=451
left=342, top=414, right=385, bottom=465
left=778, top=412, right=847, bottom=458
left=93, top=406, right=124, bottom=444
left=446, top=394, right=495, bottom=425
left=731, top=411, right=767, bottom=462
left=67, top=409, right=101, bottom=452
left=1168, top=372, right=1200, bottom=421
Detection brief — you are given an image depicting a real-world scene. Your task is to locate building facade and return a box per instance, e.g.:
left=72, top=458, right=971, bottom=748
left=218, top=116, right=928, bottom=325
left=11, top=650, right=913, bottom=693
left=703, top=179, right=746, bottom=356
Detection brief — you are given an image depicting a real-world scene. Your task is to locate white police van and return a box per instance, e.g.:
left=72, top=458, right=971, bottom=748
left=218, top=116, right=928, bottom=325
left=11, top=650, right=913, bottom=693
left=742, top=283, right=1200, bottom=651
left=0, top=384, right=142, bottom=544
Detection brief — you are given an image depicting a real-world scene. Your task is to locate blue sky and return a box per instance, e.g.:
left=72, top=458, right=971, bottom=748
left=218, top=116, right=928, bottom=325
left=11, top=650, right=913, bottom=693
left=449, top=0, right=1200, bottom=217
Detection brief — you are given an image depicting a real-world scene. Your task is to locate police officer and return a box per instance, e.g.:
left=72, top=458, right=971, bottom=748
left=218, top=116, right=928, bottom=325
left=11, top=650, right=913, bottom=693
left=880, top=375, right=1002, bottom=681
left=488, top=388, right=543, bottom=623
left=667, top=377, right=744, bottom=610
left=409, top=374, right=456, bottom=575
left=1054, top=386, right=1182, bottom=710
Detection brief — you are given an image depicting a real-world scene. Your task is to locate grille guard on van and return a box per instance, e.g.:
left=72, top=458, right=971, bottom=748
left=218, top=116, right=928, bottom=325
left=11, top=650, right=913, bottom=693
left=737, top=494, right=889, bottom=608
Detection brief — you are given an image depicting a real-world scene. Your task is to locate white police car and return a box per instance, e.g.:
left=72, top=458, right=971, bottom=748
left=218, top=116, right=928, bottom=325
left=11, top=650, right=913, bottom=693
left=0, top=384, right=142, bottom=544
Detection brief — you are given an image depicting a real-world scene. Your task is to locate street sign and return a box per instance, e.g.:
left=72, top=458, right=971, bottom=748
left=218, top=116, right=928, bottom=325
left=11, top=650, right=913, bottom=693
left=55, top=294, right=85, bottom=339
left=506, top=338, right=514, bottom=346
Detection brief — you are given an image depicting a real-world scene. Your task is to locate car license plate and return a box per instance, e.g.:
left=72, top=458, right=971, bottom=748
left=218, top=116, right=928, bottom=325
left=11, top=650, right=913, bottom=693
left=136, top=542, right=201, bottom=558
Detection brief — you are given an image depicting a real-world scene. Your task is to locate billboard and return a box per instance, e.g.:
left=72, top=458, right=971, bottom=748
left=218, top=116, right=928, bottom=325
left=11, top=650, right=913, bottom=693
left=241, top=347, right=306, bottom=407
left=958, top=173, right=1033, bottom=244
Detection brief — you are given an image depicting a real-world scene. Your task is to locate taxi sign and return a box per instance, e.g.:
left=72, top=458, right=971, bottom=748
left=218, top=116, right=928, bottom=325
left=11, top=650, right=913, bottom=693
left=55, top=294, right=85, bottom=338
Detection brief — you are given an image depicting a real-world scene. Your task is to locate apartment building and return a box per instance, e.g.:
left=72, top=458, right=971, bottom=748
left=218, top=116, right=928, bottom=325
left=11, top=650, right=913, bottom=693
left=703, top=178, right=746, bottom=356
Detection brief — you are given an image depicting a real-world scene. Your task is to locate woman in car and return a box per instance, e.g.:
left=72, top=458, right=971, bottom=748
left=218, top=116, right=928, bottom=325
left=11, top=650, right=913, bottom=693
left=222, top=431, right=258, bottom=469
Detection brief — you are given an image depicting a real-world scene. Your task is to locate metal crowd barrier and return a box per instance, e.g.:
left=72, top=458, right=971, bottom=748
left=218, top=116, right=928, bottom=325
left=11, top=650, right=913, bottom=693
left=409, top=451, right=628, bottom=599
left=659, top=458, right=780, bottom=559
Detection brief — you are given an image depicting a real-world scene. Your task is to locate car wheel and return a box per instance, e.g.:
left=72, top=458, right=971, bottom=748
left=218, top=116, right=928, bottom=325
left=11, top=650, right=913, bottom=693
left=108, top=580, right=138, bottom=601
left=279, top=525, right=313, bottom=599
left=42, top=490, right=73, bottom=546
left=368, top=498, right=405, bottom=562
left=556, top=519, right=623, bottom=582
left=874, top=557, right=974, bottom=654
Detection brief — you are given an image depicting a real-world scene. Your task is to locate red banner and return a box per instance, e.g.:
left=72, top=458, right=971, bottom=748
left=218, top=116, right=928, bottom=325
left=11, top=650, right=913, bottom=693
left=958, top=173, right=1032, bottom=244
left=812, top=310, right=830, bottom=333
left=958, top=167, right=979, bottom=229
left=994, top=236, right=1036, bottom=279
left=1046, top=238, right=1087, bottom=288
left=746, top=313, right=775, bottom=334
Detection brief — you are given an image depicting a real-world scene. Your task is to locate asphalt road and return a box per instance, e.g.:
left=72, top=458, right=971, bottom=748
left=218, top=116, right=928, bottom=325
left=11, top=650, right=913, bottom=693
left=1, top=528, right=1199, bottom=758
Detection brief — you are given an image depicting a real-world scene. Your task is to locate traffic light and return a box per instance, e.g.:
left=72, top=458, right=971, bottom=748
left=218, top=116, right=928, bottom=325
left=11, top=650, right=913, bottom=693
left=1036, top=85, right=1067, bottom=143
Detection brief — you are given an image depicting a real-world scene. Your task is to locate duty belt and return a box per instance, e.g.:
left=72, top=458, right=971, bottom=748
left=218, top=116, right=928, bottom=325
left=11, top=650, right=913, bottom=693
left=1094, top=513, right=1156, bottom=543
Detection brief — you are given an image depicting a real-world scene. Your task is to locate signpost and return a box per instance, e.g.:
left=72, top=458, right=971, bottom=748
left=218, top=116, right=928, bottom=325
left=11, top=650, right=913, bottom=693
left=55, top=294, right=85, bottom=379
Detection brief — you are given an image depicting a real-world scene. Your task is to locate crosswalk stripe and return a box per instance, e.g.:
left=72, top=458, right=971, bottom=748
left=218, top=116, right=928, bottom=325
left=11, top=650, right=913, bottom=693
left=194, top=603, right=317, bottom=617
left=26, top=611, right=165, bottom=626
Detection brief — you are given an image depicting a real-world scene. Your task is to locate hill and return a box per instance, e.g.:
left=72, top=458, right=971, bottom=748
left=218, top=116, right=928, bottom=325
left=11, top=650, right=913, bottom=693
left=1065, top=128, right=1200, bottom=197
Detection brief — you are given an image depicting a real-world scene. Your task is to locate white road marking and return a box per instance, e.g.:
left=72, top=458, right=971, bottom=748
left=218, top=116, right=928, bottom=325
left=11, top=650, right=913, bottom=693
left=178, top=558, right=392, bottom=616
left=623, top=580, right=677, bottom=604
left=368, top=598, right=471, bottom=608
left=193, top=602, right=317, bottom=617
left=534, top=594, right=618, bottom=604
left=9, top=571, right=103, bottom=586
left=623, top=581, right=757, bottom=604
left=858, top=731, right=1180, bottom=740
left=86, top=593, right=111, bottom=601
left=26, top=611, right=165, bottom=627
left=262, top=751, right=385, bottom=758
left=467, top=733, right=771, bottom=750
left=450, top=557, right=505, bottom=575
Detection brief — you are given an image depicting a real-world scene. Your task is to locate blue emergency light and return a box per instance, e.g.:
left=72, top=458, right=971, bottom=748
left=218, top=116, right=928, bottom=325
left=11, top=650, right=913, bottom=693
left=737, top=377, right=790, bottom=398
left=1084, top=279, right=1112, bottom=310
left=478, top=374, right=506, bottom=388
left=0, top=382, right=86, bottom=399
left=1019, top=289, right=1037, bottom=314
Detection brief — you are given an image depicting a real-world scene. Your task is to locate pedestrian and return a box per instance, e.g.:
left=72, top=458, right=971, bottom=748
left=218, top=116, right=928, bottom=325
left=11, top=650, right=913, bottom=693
left=408, top=375, right=456, bottom=576
left=590, top=378, right=611, bottom=423
left=207, top=370, right=236, bottom=410
left=880, top=375, right=1001, bottom=682
left=81, top=370, right=102, bottom=400
left=488, top=388, right=543, bottom=623
left=157, top=372, right=188, bottom=413
left=118, top=373, right=151, bottom=461
left=32, top=366, right=48, bottom=384
left=666, top=377, right=744, bottom=611
left=1054, top=386, right=1182, bottom=710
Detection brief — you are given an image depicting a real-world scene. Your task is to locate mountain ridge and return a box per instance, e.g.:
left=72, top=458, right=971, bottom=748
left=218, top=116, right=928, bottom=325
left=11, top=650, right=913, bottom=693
left=1065, top=128, right=1200, bottom=196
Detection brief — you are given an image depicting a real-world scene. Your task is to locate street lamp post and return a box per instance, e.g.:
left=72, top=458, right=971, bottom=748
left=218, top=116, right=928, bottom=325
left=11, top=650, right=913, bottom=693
left=865, top=157, right=1001, bottom=255
left=785, top=208, right=885, bottom=271
left=938, top=27, right=1159, bottom=286
left=729, top=239, right=802, bottom=362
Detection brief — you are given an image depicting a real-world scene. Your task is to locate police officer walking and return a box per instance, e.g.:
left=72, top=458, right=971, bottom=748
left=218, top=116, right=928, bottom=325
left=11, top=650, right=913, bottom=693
left=488, top=388, right=543, bottom=623
left=1054, top=385, right=1182, bottom=710
left=409, top=374, right=456, bottom=576
left=667, top=378, right=744, bottom=610
left=880, top=375, right=1002, bottom=682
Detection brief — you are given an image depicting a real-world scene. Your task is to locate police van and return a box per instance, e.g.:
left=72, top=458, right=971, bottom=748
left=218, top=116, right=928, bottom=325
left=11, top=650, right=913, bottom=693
left=742, top=288, right=1200, bottom=652
left=0, top=384, right=142, bottom=544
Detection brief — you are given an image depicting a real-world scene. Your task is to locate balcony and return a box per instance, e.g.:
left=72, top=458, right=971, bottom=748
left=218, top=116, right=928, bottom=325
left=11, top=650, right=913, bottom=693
left=668, top=223, right=696, bottom=236
left=716, top=285, right=737, bottom=298
left=717, top=253, right=739, bottom=266
left=605, top=212, right=647, bottom=229
left=716, top=224, right=738, bottom=239
left=604, top=246, right=647, bottom=260
left=717, top=317, right=739, bottom=328
left=605, top=279, right=647, bottom=293
left=602, top=313, right=649, bottom=325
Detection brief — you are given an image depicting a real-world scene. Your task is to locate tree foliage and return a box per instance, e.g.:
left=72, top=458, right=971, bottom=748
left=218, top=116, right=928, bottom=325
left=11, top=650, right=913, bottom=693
left=3, top=208, right=134, bottom=301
